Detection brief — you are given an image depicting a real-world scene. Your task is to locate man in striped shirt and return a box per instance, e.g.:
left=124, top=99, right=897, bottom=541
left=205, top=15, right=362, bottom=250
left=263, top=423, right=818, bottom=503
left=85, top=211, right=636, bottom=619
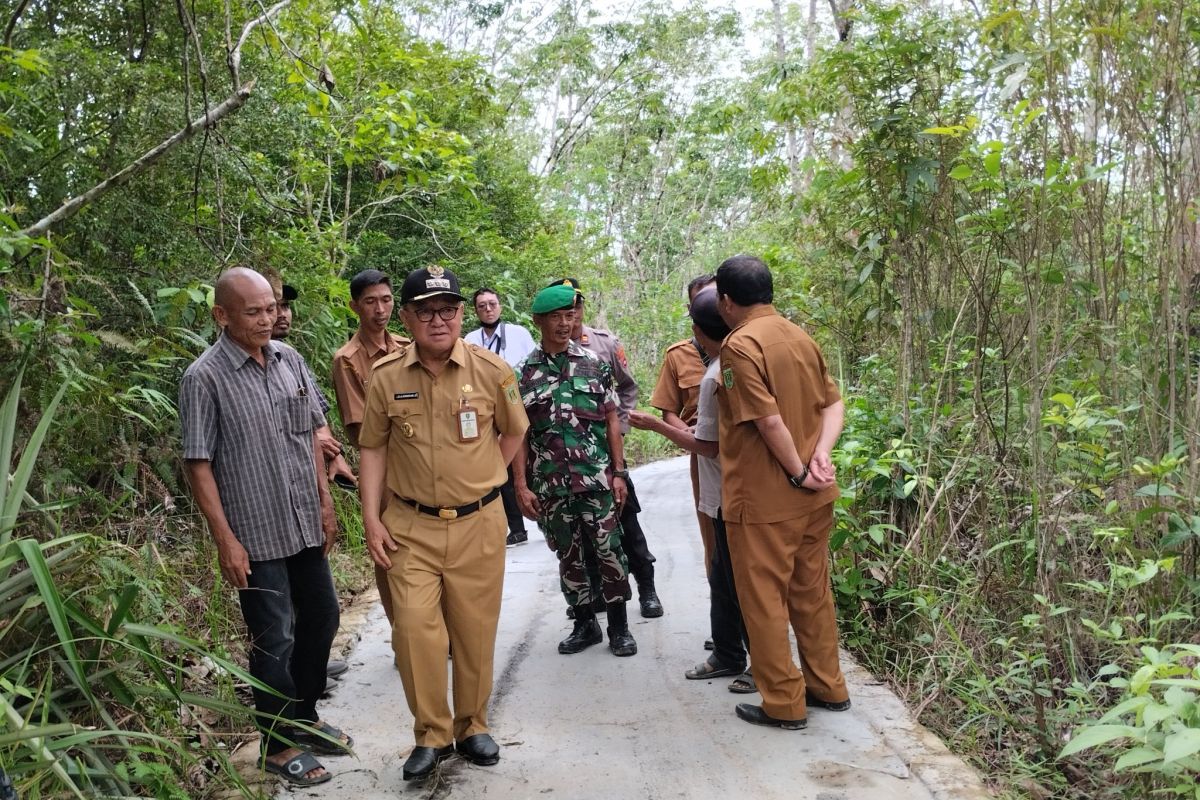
left=180, top=267, right=350, bottom=787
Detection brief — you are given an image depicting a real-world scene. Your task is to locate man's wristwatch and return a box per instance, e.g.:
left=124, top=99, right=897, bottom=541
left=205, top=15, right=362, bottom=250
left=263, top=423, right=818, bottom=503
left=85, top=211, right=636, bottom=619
left=788, top=464, right=810, bottom=489
left=612, top=469, right=629, bottom=479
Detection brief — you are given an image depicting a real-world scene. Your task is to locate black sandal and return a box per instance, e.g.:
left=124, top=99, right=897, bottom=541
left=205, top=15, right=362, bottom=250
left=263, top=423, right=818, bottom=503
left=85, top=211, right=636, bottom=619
left=685, top=658, right=745, bottom=680
left=263, top=750, right=331, bottom=787
left=292, top=721, right=354, bottom=756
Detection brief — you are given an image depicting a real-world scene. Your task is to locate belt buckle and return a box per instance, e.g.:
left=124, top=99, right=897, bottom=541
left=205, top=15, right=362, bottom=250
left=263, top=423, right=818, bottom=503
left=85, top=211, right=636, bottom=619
left=438, top=507, right=458, bottom=520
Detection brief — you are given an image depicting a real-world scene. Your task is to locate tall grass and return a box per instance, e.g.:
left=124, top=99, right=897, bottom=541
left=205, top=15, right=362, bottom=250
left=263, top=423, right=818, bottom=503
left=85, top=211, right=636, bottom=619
left=0, top=371, right=265, bottom=798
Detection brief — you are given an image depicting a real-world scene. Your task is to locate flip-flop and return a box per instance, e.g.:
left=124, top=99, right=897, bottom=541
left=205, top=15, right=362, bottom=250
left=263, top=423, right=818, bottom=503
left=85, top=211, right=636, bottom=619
left=685, top=659, right=745, bottom=680
left=293, top=721, right=354, bottom=756
left=263, top=750, right=332, bottom=787
left=728, top=668, right=757, bottom=694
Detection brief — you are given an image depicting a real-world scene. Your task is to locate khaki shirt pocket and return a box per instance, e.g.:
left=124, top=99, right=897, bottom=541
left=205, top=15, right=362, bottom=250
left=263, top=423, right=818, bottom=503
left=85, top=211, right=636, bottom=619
left=386, top=402, right=425, bottom=446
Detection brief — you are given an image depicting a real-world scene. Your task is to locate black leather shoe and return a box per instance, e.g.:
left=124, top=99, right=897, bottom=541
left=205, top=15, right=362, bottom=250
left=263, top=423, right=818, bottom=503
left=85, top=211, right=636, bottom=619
left=558, top=617, right=603, bottom=654
left=638, top=591, right=663, bottom=618
left=806, top=692, right=852, bottom=711
left=402, top=744, right=454, bottom=780
left=456, top=733, right=500, bottom=766
left=735, top=703, right=806, bottom=730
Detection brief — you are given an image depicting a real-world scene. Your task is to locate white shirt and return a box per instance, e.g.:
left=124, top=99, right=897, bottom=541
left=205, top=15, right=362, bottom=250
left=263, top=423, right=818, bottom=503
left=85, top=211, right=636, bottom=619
left=463, top=321, right=537, bottom=368
left=693, top=358, right=722, bottom=518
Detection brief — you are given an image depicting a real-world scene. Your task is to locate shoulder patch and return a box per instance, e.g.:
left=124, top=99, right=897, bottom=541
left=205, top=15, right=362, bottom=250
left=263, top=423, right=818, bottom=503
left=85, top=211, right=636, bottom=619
left=615, top=344, right=628, bottom=368
left=722, top=367, right=734, bottom=389
left=502, top=373, right=520, bottom=405
left=374, top=350, right=404, bottom=369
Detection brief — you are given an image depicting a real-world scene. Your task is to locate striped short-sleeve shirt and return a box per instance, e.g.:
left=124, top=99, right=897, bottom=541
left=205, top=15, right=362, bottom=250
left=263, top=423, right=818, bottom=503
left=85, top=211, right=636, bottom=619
left=179, top=334, right=326, bottom=561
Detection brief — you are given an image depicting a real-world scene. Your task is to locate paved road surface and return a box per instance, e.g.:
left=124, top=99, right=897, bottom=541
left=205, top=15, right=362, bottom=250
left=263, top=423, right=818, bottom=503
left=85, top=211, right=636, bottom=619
left=277, top=457, right=990, bottom=800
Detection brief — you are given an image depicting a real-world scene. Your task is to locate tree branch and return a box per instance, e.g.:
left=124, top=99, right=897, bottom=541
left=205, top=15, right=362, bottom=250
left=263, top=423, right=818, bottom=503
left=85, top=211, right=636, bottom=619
left=228, top=0, right=291, bottom=87
left=3, top=0, right=32, bottom=48
left=18, top=82, right=257, bottom=239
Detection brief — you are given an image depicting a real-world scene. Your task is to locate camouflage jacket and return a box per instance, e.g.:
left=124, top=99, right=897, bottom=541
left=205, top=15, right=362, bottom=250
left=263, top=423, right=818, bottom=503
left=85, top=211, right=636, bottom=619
left=517, top=341, right=619, bottom=497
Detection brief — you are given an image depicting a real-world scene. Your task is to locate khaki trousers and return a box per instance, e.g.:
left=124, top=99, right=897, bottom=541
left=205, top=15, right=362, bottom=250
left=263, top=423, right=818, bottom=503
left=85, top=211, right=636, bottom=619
left=383, top=497, right=506, bottom=746
left=726, top=503, right=848, bottom=720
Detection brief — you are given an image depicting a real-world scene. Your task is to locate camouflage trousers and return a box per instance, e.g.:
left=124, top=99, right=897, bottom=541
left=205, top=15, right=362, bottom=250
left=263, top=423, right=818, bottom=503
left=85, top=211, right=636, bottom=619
left=540, top=490, right=631, bottom=607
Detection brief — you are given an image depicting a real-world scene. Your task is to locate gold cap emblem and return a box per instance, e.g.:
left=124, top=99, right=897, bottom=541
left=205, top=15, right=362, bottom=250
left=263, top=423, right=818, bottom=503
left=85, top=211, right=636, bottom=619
left=428, top=265, right=445, bottom=278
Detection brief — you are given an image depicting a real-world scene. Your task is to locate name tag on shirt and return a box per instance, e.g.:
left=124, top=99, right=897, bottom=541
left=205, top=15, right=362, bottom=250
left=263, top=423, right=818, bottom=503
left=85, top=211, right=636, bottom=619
left=394, top=392, right=419, bottom=400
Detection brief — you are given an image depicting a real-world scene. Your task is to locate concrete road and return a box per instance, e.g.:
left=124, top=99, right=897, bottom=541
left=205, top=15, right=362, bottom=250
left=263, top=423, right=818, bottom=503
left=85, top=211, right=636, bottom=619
left=279, top=457, right=990, bottom=800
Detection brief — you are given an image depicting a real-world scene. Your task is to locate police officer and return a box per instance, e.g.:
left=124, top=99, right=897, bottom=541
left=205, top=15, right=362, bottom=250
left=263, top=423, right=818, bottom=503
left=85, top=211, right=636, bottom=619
left=547, top=278, right=663, bottom=620
left=512, top=283, right=637, bottom=657
left=358, top=265, right=530, bottom=779
left=714, top=255, right=850, bottom=730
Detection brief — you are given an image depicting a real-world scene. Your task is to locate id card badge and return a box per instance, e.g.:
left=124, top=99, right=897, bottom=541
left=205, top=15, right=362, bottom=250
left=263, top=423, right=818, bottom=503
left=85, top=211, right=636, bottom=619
left=456, top=397, right=480, bottom=442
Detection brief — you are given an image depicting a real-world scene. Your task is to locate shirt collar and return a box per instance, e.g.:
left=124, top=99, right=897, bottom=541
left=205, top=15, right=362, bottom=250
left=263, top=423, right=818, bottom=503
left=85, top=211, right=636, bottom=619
left=530, top=340, right=582, bottom=363
left=731, top=304, right=777, bottom=333
left=351, top=329, right=401, bottom=361
left=215, top=331, right=281, bottom=371
left=401, top=337, right=468, bottom=369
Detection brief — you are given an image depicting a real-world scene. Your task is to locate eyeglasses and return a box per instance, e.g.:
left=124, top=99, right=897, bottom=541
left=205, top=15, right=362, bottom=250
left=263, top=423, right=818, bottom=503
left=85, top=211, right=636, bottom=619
left=475, top=301, right=499, bottom=309
left=411, top=304, right=461, bottom=322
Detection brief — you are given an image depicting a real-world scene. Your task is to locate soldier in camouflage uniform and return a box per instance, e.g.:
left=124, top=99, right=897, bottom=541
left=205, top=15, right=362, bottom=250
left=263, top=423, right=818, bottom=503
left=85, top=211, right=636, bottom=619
left=545, top=278, right=663, bottom=620
left=512, top=283, right=638, bottom=657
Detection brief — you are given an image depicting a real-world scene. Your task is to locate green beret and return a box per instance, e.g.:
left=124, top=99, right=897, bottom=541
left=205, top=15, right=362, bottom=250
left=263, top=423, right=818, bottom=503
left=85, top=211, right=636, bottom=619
left=532, top=284, right=578, bottom=314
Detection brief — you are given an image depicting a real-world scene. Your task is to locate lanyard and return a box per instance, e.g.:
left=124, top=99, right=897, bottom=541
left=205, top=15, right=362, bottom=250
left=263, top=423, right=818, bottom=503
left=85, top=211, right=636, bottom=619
left=484, top=322, right=505, bottom=355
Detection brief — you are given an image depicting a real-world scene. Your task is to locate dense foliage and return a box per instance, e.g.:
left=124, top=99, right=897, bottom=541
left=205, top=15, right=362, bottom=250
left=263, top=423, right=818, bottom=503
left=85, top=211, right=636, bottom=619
left=2, top=0, right=1198, bottom=797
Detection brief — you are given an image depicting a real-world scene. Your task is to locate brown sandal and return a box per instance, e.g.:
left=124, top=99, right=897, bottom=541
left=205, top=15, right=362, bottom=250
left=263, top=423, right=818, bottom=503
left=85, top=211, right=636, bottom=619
left=728, top=668, right=757, bottom=694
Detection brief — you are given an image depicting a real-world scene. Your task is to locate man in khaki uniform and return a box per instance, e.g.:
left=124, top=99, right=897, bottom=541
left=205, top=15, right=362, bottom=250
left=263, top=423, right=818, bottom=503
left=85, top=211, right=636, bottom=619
left=358, top=266, right=529, bottom=780
left=331, top=269, right=410, bottom=625
left=714, top=255, right=850, bottom=730
left=649, top=274, right=715, bottom=649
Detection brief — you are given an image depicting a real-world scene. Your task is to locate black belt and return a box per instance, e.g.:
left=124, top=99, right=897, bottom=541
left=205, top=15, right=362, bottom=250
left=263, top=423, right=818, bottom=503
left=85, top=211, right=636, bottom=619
left=398, top=487, right=501, bottom=520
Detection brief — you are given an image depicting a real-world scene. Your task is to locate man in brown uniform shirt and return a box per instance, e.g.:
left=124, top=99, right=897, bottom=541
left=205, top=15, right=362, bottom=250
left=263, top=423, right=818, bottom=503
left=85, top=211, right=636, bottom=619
left=358, top=266, right=529, bottom=780
left=649, top=274, right=716, bottom=609
left=331, top=269, right=410, bottom=625
left=714, top=255, right=850, bottom=730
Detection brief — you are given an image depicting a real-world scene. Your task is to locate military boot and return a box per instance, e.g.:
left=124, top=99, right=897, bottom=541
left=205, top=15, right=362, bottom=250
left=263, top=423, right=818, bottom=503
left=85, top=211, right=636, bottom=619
left=637, top=579, right=663, bottom=618
left=606, top=601, right=638, bottom=657
left=558, top=607, right=603, bottom=654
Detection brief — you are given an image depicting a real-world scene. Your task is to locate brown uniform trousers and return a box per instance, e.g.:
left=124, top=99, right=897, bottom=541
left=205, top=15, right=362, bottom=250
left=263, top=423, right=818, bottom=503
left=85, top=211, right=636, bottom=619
left=726, top=503, right=846, bottom=720
left=383, top=498, right=506, bottom=745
